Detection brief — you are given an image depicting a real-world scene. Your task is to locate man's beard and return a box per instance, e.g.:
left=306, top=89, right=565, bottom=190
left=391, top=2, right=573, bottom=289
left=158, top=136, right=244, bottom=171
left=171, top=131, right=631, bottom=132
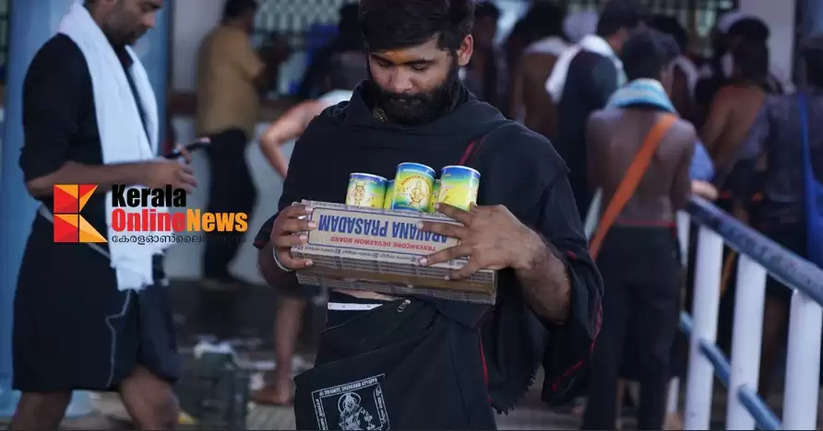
left=369, top=58, right=460, bottom=126
left=105, top=26, right=148, bottom=47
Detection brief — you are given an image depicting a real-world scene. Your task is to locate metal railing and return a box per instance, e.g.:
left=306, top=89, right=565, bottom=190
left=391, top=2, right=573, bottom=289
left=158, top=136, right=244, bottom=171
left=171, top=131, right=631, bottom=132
left=674, top=197, right=823, bottom=430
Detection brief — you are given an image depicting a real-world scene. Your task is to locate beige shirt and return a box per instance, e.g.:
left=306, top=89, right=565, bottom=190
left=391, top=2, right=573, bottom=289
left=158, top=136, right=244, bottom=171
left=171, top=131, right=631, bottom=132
left=196, top=25, right=265, bottom=138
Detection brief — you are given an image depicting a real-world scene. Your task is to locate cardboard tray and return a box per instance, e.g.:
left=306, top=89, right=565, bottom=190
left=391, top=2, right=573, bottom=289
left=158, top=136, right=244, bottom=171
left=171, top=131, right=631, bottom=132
left=291, top=200, right=497, bottom=304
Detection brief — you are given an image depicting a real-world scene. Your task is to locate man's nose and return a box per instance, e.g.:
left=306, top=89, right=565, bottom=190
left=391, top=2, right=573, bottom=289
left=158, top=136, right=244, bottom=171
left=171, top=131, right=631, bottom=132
left=386, top=69, right=415, bottom=94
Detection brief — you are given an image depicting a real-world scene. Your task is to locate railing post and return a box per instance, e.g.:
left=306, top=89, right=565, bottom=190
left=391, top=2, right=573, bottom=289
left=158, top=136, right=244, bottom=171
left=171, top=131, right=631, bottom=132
left=726, top=255, right=768, bottom=429
left=677, top=211, right=691, bottom=267
left=666, top=212, right=691, bottom=419
left=667, top=377, right=680, bottom=415
left=685, top=227, right=724, bottom=430
left=782, top=289, right=822, bottom=429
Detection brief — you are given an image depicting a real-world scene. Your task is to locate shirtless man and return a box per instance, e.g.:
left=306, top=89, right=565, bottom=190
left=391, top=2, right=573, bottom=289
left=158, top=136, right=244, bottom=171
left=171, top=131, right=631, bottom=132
left=252, top=89, right=353, bottom=405
left=583, top=30, right=694, bottom=430
left=702, top=40, right=769, bottom=182
left=507, top=2, right=567, bottom=138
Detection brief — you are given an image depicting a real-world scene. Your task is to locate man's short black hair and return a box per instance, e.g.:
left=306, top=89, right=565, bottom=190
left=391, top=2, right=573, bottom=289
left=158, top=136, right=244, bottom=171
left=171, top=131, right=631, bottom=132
left=223, top=0, right=257, bottom=21
left=728, top=17, right=769, bottom=43
left=524, top=2, right=566, bottom=40
left=732, top=40, right=769, bottom=83
left=475, top=1, right=501, bottom=20
left=621, top=29, right=680, bottom=81
left=597, top=0, right=647, bottom=38
left=359, top=0, right=475, bottom=52
left=650, top=15, right=688, bottom=52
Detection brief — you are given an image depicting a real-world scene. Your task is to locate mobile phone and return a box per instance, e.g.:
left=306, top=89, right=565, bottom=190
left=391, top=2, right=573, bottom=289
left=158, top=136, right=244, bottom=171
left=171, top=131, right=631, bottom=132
left=165, top=139, right=211, bottom=159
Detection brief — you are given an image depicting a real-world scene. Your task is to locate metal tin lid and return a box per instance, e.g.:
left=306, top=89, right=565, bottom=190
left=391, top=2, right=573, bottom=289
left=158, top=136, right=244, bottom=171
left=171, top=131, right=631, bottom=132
left=396, top=162, right=436, bottom=176
left=441, top=165, right=481, bottom=177
left=349, top=173, right=388, bottom=182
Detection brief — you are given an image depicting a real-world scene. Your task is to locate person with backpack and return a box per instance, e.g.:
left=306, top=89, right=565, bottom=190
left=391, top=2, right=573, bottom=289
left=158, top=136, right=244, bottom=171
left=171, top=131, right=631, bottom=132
left=730, top=33, right=823, bottom=398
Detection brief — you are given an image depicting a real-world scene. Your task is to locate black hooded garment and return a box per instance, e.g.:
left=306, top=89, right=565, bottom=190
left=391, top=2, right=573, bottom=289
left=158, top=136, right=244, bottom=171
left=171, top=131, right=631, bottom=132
left=254, top=82, right=603, bottom=425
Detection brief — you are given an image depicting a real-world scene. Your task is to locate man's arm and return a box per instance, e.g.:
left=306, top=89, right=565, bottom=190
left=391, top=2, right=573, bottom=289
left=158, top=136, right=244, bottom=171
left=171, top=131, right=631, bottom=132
left=20, top=38, right=197, bottom=199
left=25, top=159, right=197, bottom=198
left=421, top=202, right=571, bottom=323
left=672, top=123, right=697, bottom=210
left=257, top=238, right=299, bottom=287
left=420, top=173, right=602, bottom=400
left=259, top=100, right=329, bottom=177
left=419, top=193, right=578, bottom=325
left=254, top=113, right=339, bottom=290
left=512, top=229, right=572, bottom=323
left=230, top=31, right=283, bottom=93
left=585, top=113, right=606, bottom=192
left=523, top=55, right=558, bottom=139
left=508, top=57, right=526, bottom=122
left=701, top=88, right=733, bottom=163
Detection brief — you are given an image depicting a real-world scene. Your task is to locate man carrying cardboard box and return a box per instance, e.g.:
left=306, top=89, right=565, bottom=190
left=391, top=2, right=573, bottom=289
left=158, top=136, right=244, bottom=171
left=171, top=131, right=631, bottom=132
left=254, top=0, right=603, bottom=428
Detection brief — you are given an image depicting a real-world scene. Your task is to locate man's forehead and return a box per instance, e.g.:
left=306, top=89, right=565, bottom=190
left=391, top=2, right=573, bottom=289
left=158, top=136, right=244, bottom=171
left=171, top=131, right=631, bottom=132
left=141, top=0, right=163, bottom=9
left=370, top=36, right=447, bottom=63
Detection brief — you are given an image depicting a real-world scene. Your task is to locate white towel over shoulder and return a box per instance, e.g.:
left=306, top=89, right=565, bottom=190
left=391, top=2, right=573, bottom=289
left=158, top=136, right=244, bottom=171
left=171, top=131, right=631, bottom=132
left=545, top=34, right=625, bottom=103
left=58, top=1, right=169, bottom=291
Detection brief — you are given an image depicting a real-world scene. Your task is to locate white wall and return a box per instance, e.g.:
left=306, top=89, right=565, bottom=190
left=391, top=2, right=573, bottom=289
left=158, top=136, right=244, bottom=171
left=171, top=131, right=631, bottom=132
left=172, top=0, right=224, bottom=91
left=739, top=0, right=797, bottom=89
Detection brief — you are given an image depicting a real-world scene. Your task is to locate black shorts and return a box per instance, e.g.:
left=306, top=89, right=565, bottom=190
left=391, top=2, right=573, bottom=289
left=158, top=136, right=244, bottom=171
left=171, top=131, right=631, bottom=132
left=12, top=215, right=181, bottom=392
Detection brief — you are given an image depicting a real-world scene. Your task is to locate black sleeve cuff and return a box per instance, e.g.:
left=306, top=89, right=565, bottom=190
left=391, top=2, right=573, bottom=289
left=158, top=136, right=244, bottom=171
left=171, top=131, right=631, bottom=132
left=253, top=213, right=277, bottom=249
left=541, top=249, right=603, bottom=404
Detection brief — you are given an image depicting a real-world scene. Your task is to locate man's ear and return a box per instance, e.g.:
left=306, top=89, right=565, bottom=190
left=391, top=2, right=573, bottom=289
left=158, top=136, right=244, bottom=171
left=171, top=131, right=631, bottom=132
left=457, top=35, right=474, bottom=67
left=85, top=0, right=117, bottom=17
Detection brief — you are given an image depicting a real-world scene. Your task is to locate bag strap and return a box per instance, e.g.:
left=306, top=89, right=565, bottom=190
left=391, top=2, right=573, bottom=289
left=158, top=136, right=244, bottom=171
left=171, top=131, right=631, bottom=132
left=799, top=93, right=811, bottom=173
left=798, top=92, right=821, bottom=263
left=459, top=136, right=483, bottom=165
left=589, top=113, right=678, bottom=259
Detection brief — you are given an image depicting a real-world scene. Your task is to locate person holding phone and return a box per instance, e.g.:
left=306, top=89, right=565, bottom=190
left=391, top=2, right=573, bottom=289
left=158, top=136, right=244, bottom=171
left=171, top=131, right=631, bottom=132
left=12, top=0, right=195, bottom=429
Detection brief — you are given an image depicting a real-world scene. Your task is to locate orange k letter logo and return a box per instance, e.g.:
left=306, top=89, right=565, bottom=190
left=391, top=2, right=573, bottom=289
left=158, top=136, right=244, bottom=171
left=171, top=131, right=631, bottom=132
left=53, top=184, right=107, bottom=243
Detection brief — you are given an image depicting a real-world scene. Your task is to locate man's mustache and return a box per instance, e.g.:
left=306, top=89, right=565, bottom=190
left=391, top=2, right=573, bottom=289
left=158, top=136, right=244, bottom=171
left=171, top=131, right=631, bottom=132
left=384, top=93, right=428, bottom=104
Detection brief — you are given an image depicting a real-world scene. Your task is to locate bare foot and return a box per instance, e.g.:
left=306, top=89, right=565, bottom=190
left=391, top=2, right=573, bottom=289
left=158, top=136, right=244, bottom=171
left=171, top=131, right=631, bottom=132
left=251, top=382, right=294, bottom=406
left=664, top=412, right=683, bottom=430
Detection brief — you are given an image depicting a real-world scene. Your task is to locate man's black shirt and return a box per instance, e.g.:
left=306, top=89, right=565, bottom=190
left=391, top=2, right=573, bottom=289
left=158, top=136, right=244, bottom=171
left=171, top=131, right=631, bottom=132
left=20, top=34, right=149, bottom=231
left=255, top=82, right=604, bottom=412
left=556, top=50, right=619, bottom=215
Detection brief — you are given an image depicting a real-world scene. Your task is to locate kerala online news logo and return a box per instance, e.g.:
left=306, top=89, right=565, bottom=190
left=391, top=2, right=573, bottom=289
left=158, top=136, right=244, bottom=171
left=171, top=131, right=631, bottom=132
left=52, top=184, right=249, bottom=243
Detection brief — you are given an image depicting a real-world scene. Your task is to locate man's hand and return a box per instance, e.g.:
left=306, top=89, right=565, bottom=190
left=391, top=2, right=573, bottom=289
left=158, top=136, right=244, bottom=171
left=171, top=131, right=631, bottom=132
left=270, top=204, right=316, bottom=271
left=691, top=180, right=719, bottom=201
left=141, top=157, right=198, bottom=192
left=421, top=203, right=571, bottom=323
left=263, top=33, right=293, bottom=65
left=419, top=203, right=546, bottom=279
